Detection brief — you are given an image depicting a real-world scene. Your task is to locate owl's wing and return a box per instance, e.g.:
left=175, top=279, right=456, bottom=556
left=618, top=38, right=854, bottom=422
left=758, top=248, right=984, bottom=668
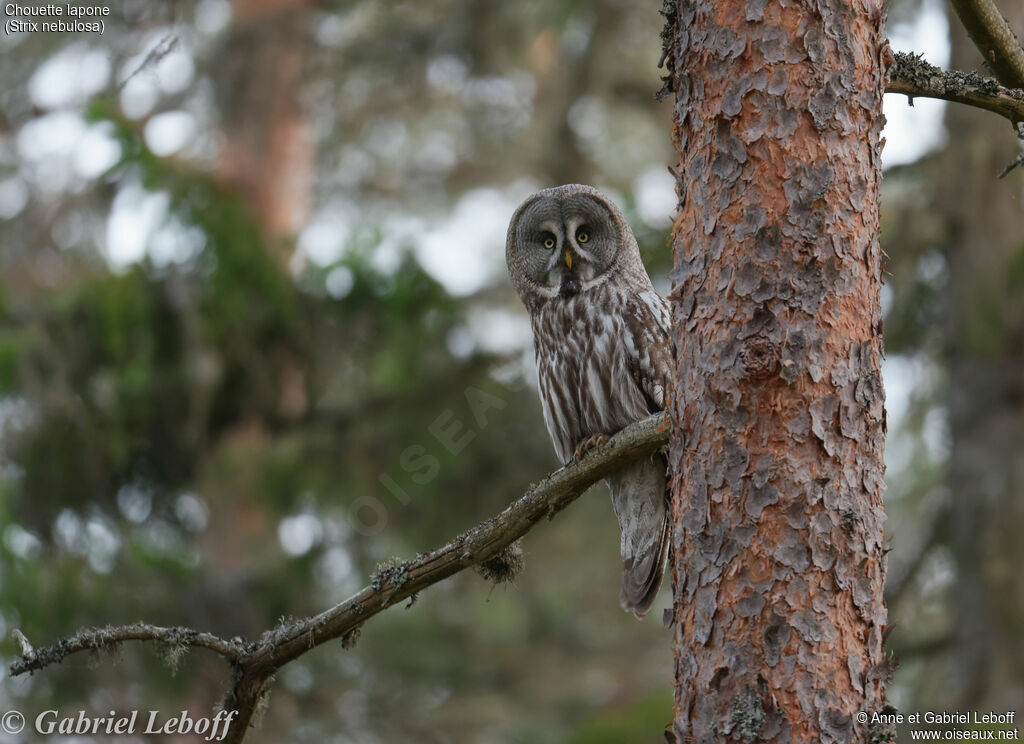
left=625, top=288, right=672, bottom=413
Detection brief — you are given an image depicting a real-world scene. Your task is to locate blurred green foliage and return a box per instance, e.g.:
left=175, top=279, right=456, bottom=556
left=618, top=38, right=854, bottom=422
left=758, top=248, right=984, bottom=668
left=0, top=3, right=676, bottom=741
left=563, top=693, right=672, bottom=744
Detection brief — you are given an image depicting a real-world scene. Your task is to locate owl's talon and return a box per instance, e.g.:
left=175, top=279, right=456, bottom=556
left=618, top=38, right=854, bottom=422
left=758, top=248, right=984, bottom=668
left=573, top=433, right=608, bottom=460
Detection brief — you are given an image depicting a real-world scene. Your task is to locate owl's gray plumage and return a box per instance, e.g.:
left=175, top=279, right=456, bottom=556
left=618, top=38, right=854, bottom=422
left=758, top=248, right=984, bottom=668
left=505, top=183, right=672, bottom=618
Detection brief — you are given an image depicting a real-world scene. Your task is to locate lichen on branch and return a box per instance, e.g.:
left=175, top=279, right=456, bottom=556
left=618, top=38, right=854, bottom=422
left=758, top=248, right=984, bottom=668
left=887, top=52, right=1024, bottom=129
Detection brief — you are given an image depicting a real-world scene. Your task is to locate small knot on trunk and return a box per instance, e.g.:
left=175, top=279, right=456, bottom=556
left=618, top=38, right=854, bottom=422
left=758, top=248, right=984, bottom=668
left=741, top=337, right=780, bottom=380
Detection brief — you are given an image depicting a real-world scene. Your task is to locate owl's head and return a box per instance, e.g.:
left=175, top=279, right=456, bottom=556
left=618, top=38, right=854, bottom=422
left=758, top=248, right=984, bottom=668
left=505, top=184, right=645, bottom=306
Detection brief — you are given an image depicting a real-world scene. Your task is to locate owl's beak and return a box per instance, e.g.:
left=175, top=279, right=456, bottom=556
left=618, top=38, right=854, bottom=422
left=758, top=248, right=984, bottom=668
left=564, top=251, right=573, bottom=270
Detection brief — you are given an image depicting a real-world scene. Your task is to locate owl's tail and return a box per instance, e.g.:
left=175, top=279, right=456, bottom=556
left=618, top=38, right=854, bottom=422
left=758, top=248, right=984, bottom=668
left=606, top=454, right=671, bottom=619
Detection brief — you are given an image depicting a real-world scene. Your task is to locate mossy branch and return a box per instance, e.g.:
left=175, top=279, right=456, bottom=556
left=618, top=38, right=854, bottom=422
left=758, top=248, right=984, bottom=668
left=9, top=412, right=670, bottom=744
left=887, top=52, right=1024, bottom=128
left=9, top=623, right=245, bottom=676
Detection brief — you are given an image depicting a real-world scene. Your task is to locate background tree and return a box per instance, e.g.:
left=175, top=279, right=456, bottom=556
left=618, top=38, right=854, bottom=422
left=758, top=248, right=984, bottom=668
left=942, top=6, right=1024, bottom=710
left=881, top=0, right=1024, bottom=721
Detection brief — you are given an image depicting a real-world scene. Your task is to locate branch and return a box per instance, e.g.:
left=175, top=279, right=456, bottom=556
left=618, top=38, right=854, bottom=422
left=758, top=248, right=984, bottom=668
left=9, top=412, right=670, bottom=744
left=949, top=0, right=1024, bottom=89
left=887, top=52, right=1024, bottom=127
left=117, top=33, right=180, bottom=91
left=997, top=150, right=1024, bottom=177
left=220, top=411, right=668, bottom=741
left=9, top=623, right=244, bottom=676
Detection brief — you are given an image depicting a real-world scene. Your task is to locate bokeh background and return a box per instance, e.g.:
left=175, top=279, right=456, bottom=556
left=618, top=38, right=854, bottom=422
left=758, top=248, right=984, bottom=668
left=0, top=0, right=1021, bottom=742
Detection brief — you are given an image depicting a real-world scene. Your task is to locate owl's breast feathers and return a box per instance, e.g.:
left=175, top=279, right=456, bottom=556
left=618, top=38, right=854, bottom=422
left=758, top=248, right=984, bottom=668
left=532, top=279, right=672, bottom=617
left=532, top=280, right=672, bottom=464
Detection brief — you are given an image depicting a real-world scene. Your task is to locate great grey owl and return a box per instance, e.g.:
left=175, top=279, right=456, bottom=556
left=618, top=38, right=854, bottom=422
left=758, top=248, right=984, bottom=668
left=505, top=183, right=672, bottom=617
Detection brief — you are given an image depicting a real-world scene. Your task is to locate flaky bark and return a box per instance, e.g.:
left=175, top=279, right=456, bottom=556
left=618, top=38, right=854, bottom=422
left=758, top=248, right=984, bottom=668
left=661, top=1, right=890, bottom=741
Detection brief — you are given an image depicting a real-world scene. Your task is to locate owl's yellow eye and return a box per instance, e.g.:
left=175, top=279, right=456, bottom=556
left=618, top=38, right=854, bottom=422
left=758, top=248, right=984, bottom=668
left=543, top=236, right=555, bottom=249
left=576, top=229, right=589, bottom=244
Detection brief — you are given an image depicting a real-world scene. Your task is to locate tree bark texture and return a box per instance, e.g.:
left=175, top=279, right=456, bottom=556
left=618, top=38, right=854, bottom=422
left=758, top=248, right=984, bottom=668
left=941, top=3, right=1024, bottom=712
left=662, top=1, right=890, bottom=741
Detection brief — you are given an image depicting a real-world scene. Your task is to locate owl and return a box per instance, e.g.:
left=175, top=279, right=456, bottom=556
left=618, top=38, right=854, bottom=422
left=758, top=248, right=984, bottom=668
left=505, top=184, right=672, bottom=618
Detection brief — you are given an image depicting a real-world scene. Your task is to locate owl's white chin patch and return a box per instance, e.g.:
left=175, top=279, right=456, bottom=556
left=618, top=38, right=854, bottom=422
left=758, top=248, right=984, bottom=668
left=532, top=268, right=611, bottom=300
left=580, top=271, right=612, bottom=291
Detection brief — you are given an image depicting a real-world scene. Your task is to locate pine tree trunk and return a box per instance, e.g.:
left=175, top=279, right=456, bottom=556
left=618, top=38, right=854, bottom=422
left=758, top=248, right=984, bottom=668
left=661, top=1, right=891, bottom=740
